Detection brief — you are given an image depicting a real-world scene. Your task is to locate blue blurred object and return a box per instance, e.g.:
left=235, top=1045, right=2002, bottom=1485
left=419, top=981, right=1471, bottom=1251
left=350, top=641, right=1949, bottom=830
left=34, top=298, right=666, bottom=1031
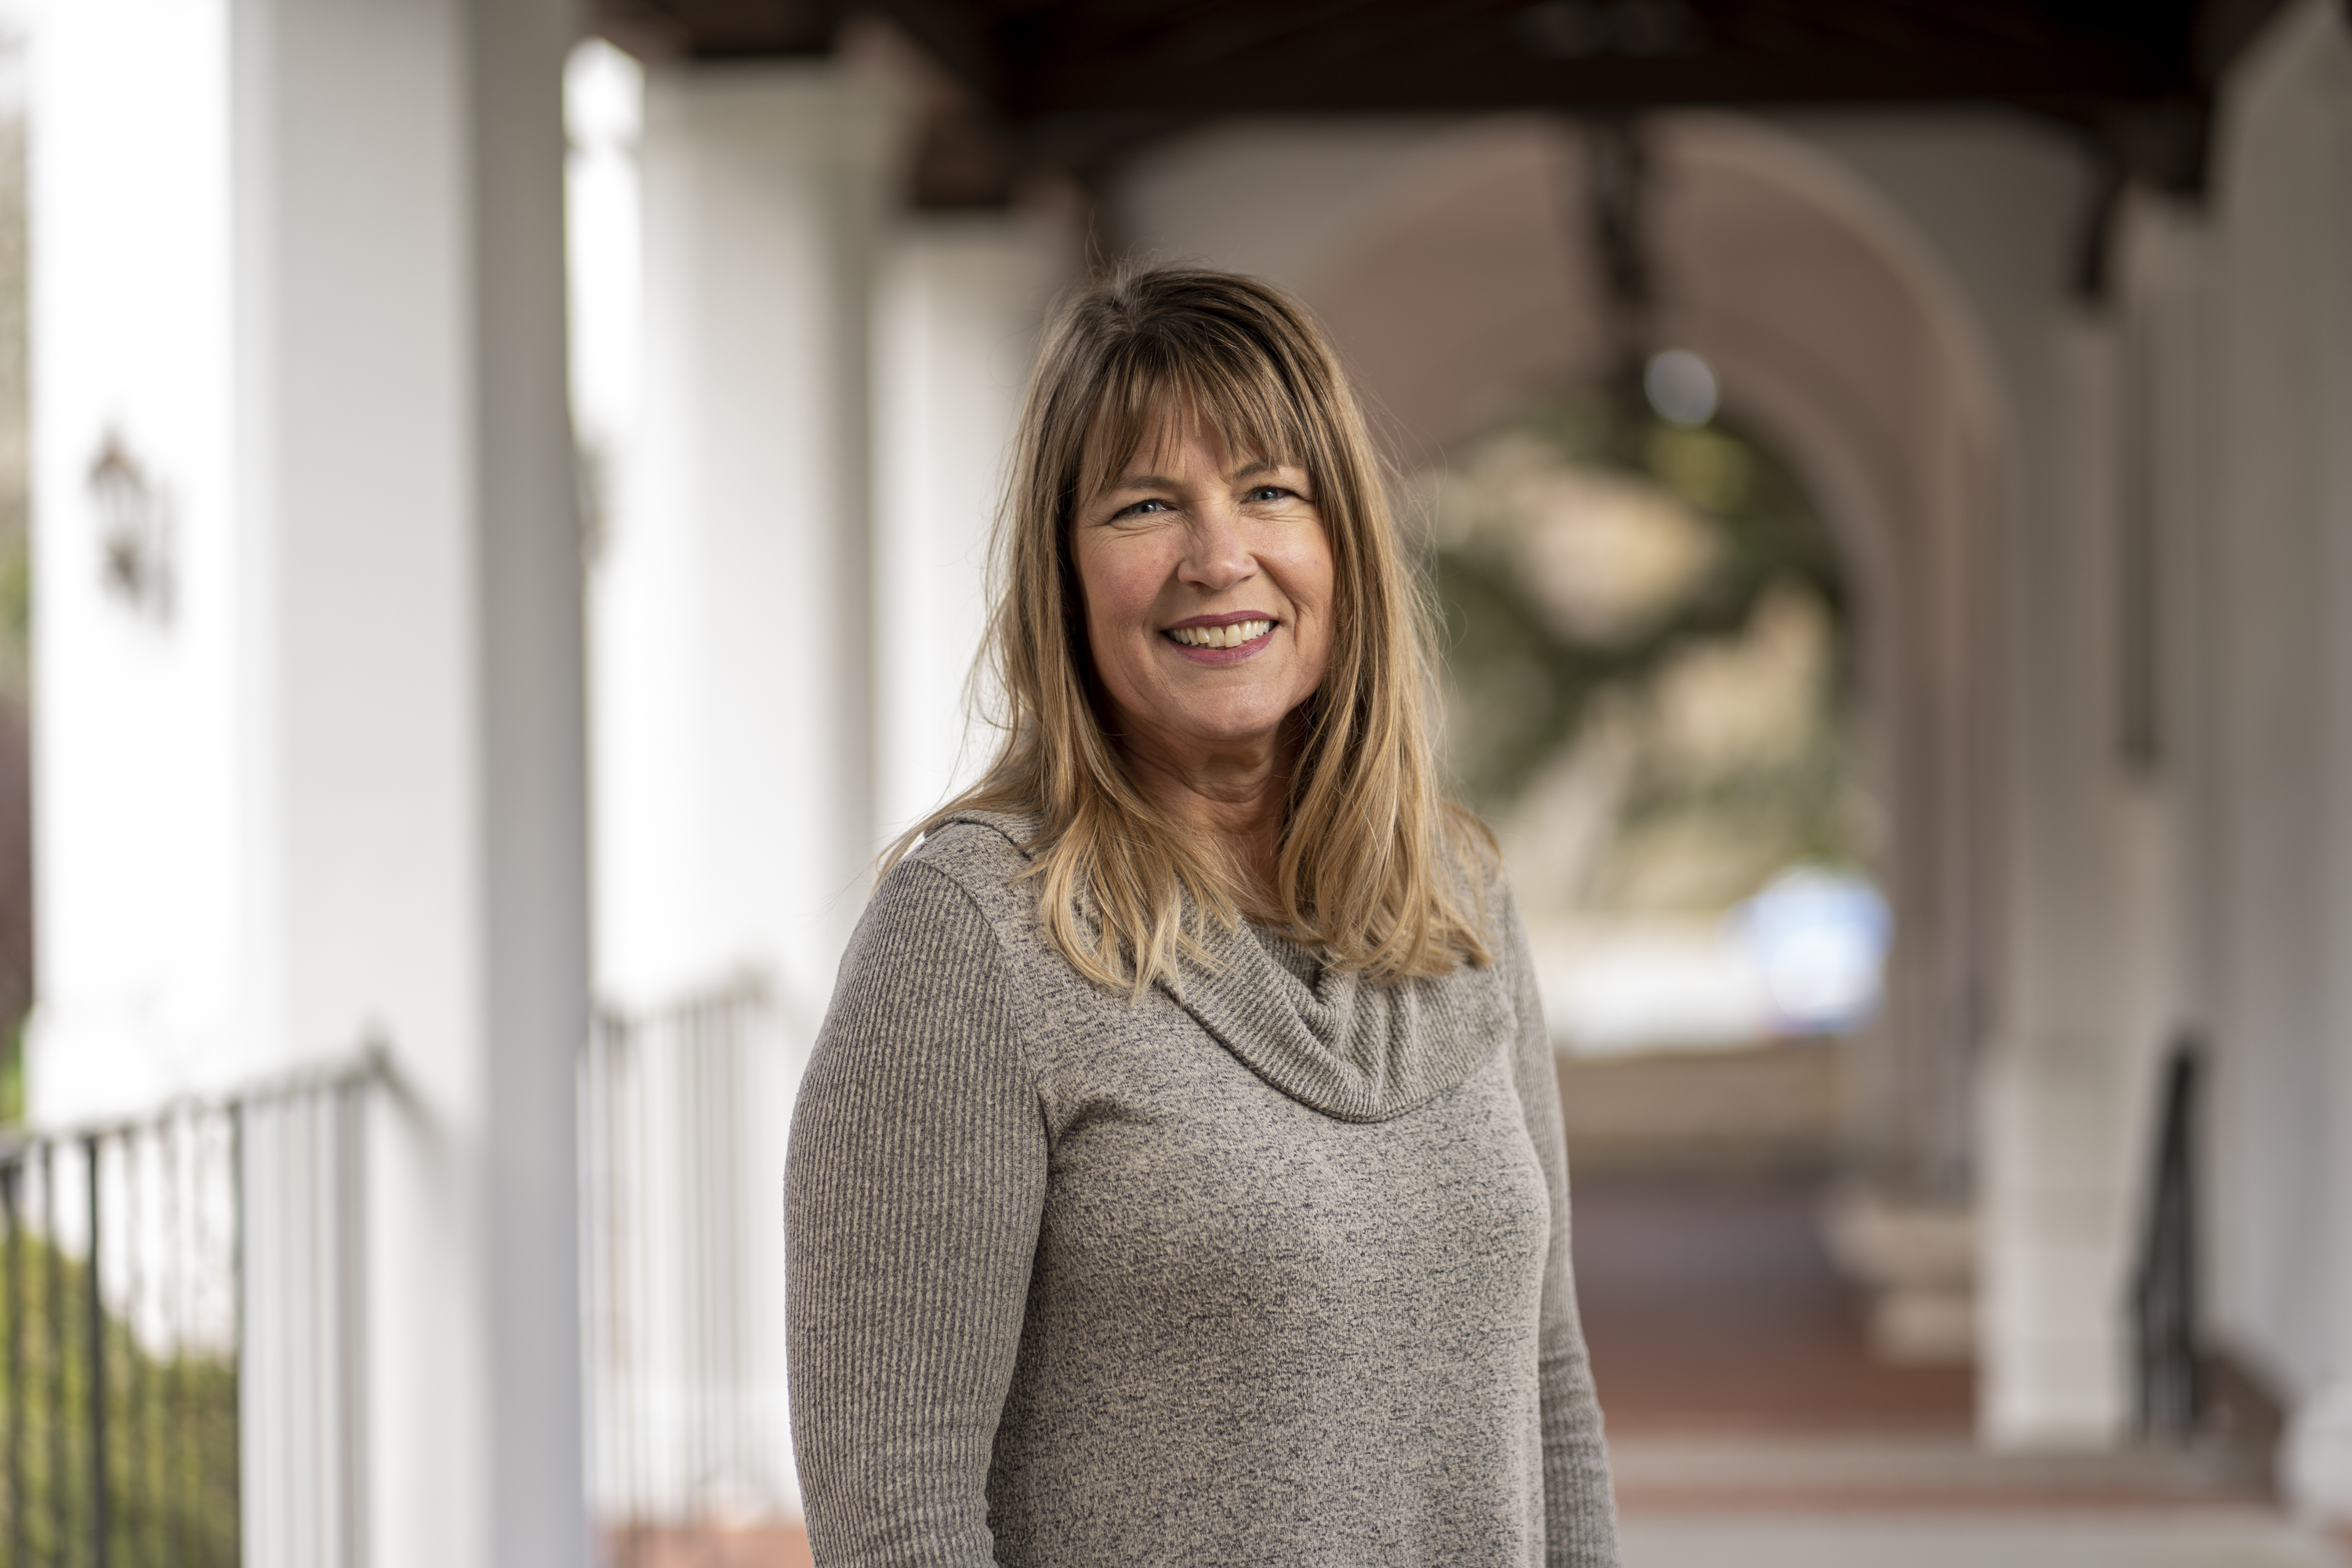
left=1735, top=866, right=1891, bottom=1035
left=1644, top=348, right=1720, bottom=426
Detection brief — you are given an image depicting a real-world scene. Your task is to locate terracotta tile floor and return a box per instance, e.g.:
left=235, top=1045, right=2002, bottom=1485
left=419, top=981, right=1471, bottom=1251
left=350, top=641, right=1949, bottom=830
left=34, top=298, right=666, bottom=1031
left=603, top=1524, right=812, bottom=1568
left=1618, top=1511, right=2343, bottom=1567
left=1571, top=1171, right=1973, bottom=1436
left=1573, top=1173, right=2349, bottom=1566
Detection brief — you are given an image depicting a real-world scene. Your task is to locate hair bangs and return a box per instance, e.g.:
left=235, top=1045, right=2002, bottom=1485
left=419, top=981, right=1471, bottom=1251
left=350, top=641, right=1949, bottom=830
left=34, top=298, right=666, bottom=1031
left=1071, top=336, right=1320, bottom=522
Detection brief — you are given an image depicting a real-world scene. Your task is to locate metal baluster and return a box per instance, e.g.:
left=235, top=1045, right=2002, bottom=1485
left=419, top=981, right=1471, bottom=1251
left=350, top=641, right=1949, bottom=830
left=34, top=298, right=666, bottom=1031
left=275, top=1099, right=296, bottom=1568
left=682, top=1007, right=702, bottom=1523
left=205, top=1110, right=229, bottom=1568
left=5, top=1159, right=24, bottom=1568
left=228, top=1105, right=245, bottom=1568
left=122, top=1134, right=145, bottom=1568
left=714, top=1001, right=739, bottom=1512
left=287, top=1098, right=310, bottom=1568
left=627, top=1015, right=651, bottom=1563
left=693, top=1004, right=712, bottom=1517
left=337, top=1078, right=365, bottom=1568
left=297, top=1097, right=317, bottom=1568
left=714, top=1001, right=734, bottom=1511
left=580, top=1035, right=593, bottom=1562
left=44, top=1145, right=67, bottom=1568
left=604, top=1025, right=615, bottom=1566
left=2136, top=1039, right=2202, bottom=1438
left=695, top=1005, right=716, bottom=1519
left=615, top=1015, right=637, bottom=1565
left=577, top=1033, right=595, bottom=1562
left=679, top=1010, right=698, bottom=1525
left=720, top=1000, right=743, bottom=1515
left=583, top=1022, right=612, bottom=1566
left=314, top=1091, right=332, bottom=1568
left=613, top=1017, right=641, bottom=1568
left=84, top=1137, right=107, bottom=1568
left=162, top=1119, right=183, bottom=1568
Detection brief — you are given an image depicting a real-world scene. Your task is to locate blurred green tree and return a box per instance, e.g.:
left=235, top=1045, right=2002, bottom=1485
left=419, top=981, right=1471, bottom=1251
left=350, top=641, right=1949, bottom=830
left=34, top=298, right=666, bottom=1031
left=0, top=1229, right=238, bottom=1565
left=1422, top=390, right=1865, bottom=914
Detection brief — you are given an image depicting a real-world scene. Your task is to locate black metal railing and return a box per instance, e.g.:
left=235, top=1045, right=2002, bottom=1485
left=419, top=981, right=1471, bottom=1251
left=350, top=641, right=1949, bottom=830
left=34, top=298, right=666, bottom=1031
left=2, top=990, right=815, bottom=1566
left=2135, top=1036, right=2201, bottom=1439
left=583, top=977, right=801, bottom=1563
left=0, top=1051, right=378, bottom=1567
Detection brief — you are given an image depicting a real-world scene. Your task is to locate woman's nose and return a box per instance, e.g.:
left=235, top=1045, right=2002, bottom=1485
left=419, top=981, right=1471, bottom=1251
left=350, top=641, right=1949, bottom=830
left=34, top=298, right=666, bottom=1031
left=1177, top=500, right=1256, bottom=590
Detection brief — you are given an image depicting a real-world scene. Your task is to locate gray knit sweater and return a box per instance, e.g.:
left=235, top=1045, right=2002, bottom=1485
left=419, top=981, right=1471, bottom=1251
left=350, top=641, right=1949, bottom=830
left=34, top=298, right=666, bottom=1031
left=786, top=811, right=1620, bottom=1567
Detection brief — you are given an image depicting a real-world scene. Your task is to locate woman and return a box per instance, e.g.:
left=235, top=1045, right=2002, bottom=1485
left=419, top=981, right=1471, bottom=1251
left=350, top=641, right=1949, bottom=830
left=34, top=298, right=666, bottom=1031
left=786, top=266, right=1619, bottom=1567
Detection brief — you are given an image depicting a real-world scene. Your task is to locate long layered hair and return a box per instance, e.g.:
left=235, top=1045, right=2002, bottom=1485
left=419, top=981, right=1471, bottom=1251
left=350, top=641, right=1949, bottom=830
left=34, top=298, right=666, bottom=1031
left=891, top=265, right=1492, bottom=994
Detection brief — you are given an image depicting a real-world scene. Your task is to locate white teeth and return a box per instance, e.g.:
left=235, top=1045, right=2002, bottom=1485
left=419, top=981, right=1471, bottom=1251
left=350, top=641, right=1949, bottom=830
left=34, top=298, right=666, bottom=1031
left=1169, top=619, right=1272, bottom=648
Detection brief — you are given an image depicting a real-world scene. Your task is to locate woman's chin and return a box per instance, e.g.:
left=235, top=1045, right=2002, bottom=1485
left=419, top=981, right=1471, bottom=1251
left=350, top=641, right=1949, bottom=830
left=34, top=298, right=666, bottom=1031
left=1126, top=704, right=1300, bottom=765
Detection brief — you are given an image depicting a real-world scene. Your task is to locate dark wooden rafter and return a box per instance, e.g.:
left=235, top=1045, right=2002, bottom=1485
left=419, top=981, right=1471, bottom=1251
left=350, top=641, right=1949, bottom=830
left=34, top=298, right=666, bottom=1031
left=594, top=0, right=830, bottom=57
left=979, top=1, right=2182, bottom=111
left=590, top=0, right=2299, bottom=206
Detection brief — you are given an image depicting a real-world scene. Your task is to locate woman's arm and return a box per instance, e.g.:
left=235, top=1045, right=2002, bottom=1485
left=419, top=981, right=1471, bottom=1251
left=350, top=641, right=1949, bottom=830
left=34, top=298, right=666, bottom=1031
left=1500, top=893, right=1622, bottom=1568
left=786, top=859, right=1049, bottom=1568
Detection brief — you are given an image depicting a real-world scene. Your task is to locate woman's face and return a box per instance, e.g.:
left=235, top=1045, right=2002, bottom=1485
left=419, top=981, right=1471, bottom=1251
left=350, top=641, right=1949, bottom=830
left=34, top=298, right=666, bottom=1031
left=1073, top=419, right=1334, bottom=771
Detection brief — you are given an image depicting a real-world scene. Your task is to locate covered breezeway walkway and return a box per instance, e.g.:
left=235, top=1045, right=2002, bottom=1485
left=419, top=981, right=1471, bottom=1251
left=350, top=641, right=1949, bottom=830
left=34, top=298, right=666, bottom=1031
left=17, top=0, right=2352, bottom=1563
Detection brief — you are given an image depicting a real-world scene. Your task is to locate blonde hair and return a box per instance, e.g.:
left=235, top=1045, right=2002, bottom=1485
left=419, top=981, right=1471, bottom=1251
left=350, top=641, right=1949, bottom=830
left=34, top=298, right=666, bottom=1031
left=891, top=264, right=1493, bottom=993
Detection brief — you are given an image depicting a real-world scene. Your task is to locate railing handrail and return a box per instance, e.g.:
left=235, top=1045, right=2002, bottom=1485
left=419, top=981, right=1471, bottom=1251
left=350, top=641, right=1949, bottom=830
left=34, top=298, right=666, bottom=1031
left=591, top=971, right=772, bottom=1036
left=0, top=1036, right=391, bottom=1156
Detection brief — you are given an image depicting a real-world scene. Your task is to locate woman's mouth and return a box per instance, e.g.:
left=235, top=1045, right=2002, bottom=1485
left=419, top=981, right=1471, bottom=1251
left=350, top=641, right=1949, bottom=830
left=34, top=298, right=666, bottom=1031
left=1165, top=619, right=1273, bottom=650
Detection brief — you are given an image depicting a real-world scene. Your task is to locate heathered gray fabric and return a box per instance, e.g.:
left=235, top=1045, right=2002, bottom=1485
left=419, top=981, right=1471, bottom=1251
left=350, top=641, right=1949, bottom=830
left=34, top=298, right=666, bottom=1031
left=786, top=810, right=1621, bottom=1568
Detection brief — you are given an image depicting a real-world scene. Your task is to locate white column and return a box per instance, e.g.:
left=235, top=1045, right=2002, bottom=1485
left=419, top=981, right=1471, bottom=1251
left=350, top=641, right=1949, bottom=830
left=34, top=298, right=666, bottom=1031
left=471, top=0, right=591, bottom=1560
left=2300, top=46, right=2352, bottom=1518
left=584, top=61, right=909, bottom=1521
left=593, top=62, right=907, bottom=1020
left=29, top=0, right=588, bottom=1562
left=1975, top=313, right=2143, bottom=1446
left=27, top=0, right=245, bottom=1121
left=1790, top=116, right=2161, bottom=1446
left=873, top=216, right=1062, bottom=835
left=2207, top=0, right=2352, bottom=1521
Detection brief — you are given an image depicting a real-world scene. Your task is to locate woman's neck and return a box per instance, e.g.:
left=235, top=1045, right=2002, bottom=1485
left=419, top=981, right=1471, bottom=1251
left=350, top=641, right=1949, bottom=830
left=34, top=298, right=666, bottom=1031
left=1116, top=728, right=1293, bottom=908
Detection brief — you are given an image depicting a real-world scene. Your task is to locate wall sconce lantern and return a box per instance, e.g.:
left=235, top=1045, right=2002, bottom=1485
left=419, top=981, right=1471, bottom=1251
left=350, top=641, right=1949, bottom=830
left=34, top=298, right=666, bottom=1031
left=89, top=428, right=174, bottom=626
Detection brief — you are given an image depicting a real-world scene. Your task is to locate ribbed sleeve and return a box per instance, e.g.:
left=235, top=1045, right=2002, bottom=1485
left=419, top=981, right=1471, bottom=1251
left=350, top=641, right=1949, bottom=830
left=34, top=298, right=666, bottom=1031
left=786, top=861, right=1049, bottom=1568
left=1501, top=895, right=1623, bottom=1568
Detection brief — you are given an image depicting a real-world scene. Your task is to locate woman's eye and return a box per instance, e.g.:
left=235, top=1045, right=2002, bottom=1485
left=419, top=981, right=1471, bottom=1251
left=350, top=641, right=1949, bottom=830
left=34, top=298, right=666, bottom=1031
left=1246, top=486, right=1291, bottom=503
left=1113, top=498, right=1171, bottom=519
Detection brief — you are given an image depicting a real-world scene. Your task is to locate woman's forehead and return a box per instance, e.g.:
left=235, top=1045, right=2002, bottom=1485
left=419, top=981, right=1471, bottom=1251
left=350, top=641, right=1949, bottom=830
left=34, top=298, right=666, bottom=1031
left=1084, top=392, right=1297, bottom=487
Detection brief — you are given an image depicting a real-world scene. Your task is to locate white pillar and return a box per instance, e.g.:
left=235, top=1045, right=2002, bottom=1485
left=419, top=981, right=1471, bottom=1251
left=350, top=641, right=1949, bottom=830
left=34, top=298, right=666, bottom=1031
left=471, top=0, right=592, bottom=1559
left=593, top=62, right=907, bottom=1019
left=583, top=61, right=909, bottom=1521
left=27, top=0, right=245, bottom=1121
left=1976, top=314, right=2143, bottom=1446
left=1789, top=116, right=2163, bottom=1447
left=2202, top=0, right=2352, bottom=1521
left=873, top=217, right=1062, bottom=835
left=29, top=0, right=589, bottom=1562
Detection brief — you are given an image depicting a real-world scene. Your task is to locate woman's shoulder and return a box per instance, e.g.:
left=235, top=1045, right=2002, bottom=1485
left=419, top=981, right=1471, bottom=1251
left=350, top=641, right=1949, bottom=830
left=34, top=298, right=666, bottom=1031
left=828, top=811, right=1044, bottom=1024
left=866, top=807, right=1047, bottom=946
left=897, top=806, right=1040, bottom=887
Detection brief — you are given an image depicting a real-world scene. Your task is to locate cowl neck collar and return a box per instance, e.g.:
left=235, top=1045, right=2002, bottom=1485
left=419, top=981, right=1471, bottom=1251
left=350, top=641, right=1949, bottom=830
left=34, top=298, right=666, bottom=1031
left=942, top=809, right=1512, bottom=1124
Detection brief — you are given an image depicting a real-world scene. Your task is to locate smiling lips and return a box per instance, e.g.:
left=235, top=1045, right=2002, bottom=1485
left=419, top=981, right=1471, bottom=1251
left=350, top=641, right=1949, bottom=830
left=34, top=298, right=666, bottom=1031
left=1167, top=618, right=1274, bottom=650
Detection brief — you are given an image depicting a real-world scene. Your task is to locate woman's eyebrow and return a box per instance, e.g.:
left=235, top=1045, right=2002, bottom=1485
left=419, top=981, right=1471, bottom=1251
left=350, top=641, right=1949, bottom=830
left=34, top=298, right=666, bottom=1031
left=1104, top=458, right=1290, bottom=491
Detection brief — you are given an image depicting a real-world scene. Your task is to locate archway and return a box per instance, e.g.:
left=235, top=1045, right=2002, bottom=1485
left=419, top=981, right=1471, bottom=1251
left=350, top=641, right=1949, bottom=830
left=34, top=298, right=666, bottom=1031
left=1294, top=111, right=2009, bottom=1201
left=1117, top=107, right=2013, bottom=1427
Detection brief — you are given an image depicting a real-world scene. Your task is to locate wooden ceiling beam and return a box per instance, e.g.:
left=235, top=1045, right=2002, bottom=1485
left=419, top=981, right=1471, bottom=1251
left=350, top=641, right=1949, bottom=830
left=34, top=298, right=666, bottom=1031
left=588, top=0, right=2291, bottom=201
